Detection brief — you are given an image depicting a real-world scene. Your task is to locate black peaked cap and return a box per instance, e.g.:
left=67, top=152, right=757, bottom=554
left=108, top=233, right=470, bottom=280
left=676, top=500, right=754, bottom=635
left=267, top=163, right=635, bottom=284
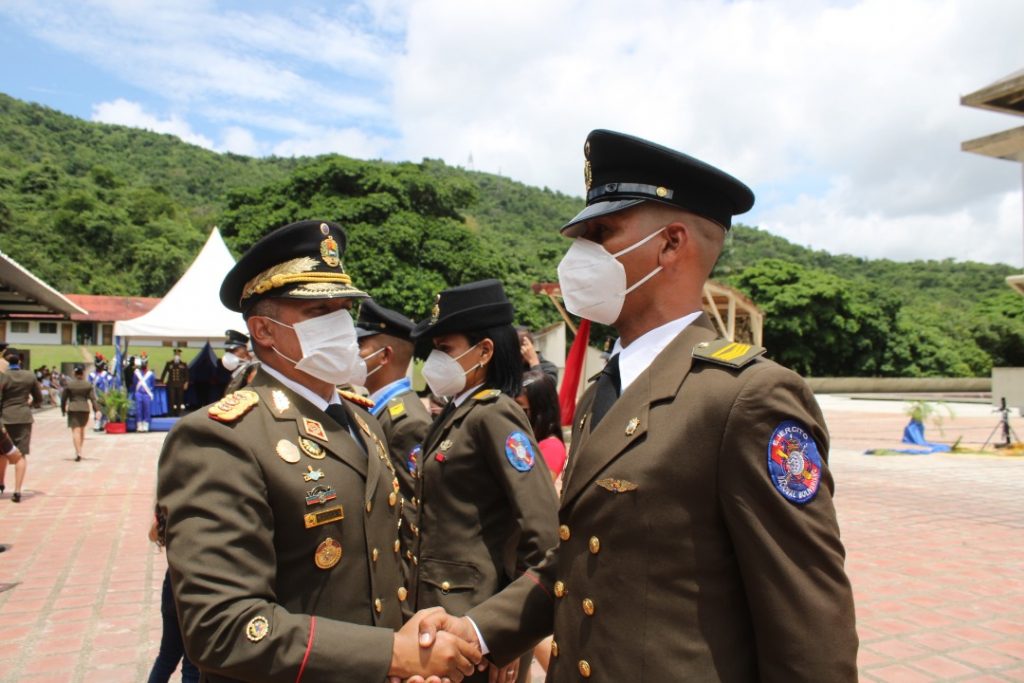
left=410, top=279, right=514, bottom=341
left=356, top=299, right=416, bottom=341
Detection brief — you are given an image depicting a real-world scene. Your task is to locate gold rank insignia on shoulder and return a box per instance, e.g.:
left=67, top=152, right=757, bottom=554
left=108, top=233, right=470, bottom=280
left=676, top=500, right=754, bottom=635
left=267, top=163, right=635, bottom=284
left=208, top=389, right=259, bottom=423
left=245, top=615, right=270, bottom=642
left=596, top=478, right=639, bottom=493
left=691, top=339, right=765, bottom=369
left=338, top=388, right=374, bottom=409
left=472, top=388, right=501, bottom=402
left=388, top=400, right=406, bottom=419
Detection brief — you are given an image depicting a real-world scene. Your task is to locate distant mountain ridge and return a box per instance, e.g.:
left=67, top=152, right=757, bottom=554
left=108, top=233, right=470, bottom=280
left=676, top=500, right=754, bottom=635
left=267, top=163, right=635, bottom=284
left=0, top=91, right=1020, bottom=376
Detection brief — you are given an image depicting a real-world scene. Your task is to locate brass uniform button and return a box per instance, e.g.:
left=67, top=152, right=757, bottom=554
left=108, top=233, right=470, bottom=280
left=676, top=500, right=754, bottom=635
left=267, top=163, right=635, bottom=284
left=365, top=501, right=373, bottom=513
left=412, top=555, right=419, bottom=565
left=411, top=496, right=418, bottom=506
left=550, top=640, right=558, bottom=657
left=554, top=581, right=566, bottom=598
left=393, top=539, right=401, bottom=553
left=582, top=598, right=595, bottom=616
left=558, top=524, right=571, bottom=541
left=374, top=598, right=382, bottom=613
left=441, top=580, right=451, bottom=592
left=589, top=536, right=601, bottom=554
left=397, top=586, right=408, bottom=601
left=406, top=550, right=413, bottom=560
left=578, top=660, right=591, bottom=678
left=388, top=491, right=397, bottom=507
left=372, top=548, right=379, bottom=562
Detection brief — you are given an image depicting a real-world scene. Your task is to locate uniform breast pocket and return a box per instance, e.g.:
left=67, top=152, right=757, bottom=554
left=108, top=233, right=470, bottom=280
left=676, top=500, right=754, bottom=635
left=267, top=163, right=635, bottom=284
left=417, top=558, right=482, bottom=616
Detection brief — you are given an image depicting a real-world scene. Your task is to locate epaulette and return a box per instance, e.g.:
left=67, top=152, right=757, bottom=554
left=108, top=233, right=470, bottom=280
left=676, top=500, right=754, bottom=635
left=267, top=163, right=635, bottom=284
left=208, top=389, right=259, bottom=423
left=692, top=339, right=765, bottom=369
left=338, top=388, right=375, bottom=410
left=387, top=398, right=407, bottom=420
left=473, top=388, right=502, bottom=402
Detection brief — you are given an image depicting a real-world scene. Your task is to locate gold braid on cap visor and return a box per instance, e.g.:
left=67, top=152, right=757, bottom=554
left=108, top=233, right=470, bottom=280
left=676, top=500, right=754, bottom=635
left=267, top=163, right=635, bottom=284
left=241, top=256, right=353, bottom=303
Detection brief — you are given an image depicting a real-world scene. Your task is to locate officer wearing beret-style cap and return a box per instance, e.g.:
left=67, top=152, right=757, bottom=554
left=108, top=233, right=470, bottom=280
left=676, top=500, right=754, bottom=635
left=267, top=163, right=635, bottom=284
left=420, top=132, right=858, bottom=682
left=157, top=220, right=481, bottom=683
left=407, top=279, right=558, bottom=683
left=355, top=299, right=431, bottom=566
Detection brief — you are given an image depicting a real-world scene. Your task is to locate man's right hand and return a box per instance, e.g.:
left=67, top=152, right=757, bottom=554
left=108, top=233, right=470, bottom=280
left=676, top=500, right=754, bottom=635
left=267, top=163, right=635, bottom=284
left=388, top=608, right=482, bottom=682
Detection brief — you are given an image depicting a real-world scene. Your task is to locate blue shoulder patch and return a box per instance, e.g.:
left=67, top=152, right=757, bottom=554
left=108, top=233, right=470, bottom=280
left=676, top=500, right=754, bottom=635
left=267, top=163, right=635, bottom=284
left=767, top=420, right=823, bottom=504
left=504, top=431, right=536, bottom=472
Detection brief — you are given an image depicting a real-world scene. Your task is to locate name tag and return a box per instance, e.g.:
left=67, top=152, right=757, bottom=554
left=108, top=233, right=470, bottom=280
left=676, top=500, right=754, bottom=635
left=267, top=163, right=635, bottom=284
left=304, top=505, right=344, bottom=529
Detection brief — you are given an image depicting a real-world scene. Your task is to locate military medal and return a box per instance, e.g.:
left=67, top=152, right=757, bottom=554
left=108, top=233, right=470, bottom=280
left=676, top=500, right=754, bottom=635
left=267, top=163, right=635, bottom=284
left=303, top=465, right=325, bottom=482
left=299, top=437, right=325, bottom=459
left=303, top=418, right=327, bottom=441
left=314, top=537, right=342, bottom=569
left=596, top=478, right=639, bottom=493
left=276, top=439, right=300, bottom=463
left=625, top=417, right=640, bottom=436
left=305, top=484, right=337, bottom=506
left=439, top=439, right=453, bottom=451
left=245, top=615, right=270, bottom=642
left=271, top=390, right=290, bottom=414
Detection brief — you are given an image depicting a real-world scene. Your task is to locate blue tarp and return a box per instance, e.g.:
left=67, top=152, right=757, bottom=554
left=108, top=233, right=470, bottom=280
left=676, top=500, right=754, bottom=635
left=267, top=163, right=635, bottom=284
left=896, top=419, right=951, bottom=454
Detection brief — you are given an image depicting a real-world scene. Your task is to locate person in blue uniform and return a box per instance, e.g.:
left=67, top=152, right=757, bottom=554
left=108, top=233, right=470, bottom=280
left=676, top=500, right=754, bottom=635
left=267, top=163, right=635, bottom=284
left=134, top=357, right=156, bottom=432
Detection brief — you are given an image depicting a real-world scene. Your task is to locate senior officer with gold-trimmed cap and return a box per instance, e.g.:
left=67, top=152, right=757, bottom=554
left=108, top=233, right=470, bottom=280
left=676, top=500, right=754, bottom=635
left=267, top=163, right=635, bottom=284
left=356, top=300, right=431, bottom=562
left=407, top=279, right=559, bottom=683
left=417, top=131, right=858, bottom=682
left=157, top=220, right=481, bottom=683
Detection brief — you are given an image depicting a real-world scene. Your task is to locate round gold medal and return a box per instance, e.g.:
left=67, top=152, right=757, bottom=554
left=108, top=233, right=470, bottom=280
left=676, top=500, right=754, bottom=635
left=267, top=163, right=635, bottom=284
left=315, top=537, right=342, bottom=569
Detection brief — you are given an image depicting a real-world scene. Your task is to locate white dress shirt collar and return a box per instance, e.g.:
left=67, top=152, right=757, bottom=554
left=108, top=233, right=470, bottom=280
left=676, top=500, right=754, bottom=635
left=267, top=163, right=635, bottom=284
left=612, top=310, right=703, bottom=392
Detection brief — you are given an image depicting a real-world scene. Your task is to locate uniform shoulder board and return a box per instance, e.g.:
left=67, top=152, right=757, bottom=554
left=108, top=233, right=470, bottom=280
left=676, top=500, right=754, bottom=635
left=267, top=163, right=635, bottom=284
left=338, top=388, right=375, bottom=410
left=208, top=389, right=259, bottom=423
left=692, top=339, right=765, bottom=369
left=387, top=398, right=407, bottom=420
left=472, top=388, right=502, bottom=402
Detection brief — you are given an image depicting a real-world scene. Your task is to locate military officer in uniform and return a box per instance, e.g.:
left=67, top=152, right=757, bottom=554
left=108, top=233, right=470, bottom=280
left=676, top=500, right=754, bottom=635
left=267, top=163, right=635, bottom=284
left=161, top=347, right=190, bottom=415
left=408, top=279, right=559, bottom=683
left=417, top=131, right=858, bottom=682
left=355, top=299, right=432, bottom=570
left=157, top=219, right=481, bottom=683
left=0, top=349, right=42, bottom=503
left=222, top=329, right=259, bottom=395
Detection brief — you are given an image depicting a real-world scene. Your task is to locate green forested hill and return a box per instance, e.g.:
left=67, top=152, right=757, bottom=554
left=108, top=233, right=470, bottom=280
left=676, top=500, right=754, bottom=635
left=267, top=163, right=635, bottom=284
left=0, top=92, right=1021, bottom=377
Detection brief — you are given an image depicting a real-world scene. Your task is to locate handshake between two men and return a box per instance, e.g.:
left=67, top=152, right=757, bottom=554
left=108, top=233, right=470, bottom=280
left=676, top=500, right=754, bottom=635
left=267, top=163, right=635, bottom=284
left=388, top=607, right=521, bottom=683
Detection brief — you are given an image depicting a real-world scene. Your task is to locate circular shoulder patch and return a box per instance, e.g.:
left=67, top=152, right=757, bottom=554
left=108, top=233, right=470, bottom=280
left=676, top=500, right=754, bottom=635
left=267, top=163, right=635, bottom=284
left=767, top=420, right=823, bottom=504
left=505, top=431, right=536, bottom=472
left=246, top=615, right=270, bottom=642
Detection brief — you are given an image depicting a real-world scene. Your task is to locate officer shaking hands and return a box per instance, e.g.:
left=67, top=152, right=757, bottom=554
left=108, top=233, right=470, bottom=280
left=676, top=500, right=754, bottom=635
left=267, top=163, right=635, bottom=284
left=415, top=131, right=858, bottom=682
left=157, top=219, right=481, bottom=682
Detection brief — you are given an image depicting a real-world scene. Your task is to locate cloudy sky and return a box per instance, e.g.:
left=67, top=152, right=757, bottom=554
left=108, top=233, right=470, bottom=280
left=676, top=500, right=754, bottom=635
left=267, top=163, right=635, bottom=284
left=1, top=0, right=1022, bottom=266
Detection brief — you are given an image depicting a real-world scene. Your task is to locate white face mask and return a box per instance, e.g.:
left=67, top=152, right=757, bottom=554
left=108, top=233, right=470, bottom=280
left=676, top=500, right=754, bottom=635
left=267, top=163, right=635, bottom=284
left=557, top=227, right=665, bottom=325
left=421, top=343, right=480, bottom=398
left=269, top=308, right=367, bottom=386
left=361, top=346, right=386, bottom=379
left=221, top=351, right=242, bottom=372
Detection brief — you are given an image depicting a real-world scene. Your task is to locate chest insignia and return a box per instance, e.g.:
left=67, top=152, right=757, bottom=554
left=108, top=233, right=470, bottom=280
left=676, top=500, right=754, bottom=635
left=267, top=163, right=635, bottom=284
left=303, top=465, right=325, bottom=482
left=245, top=616, right=270, bottom=642
left=504, top=431, right=536, bottom=472
left=768, top=420, right=822, bottom=504
left=271, top=390, right=290, bottom=414
left=298, top=437, right=325, bottom=459
left=208, top=389, right=259, bottom=423
left=596, top=478, right=639, bottom=493
left=407, top=445, right=421, bottom=474
left=314, top=537, right=343, bottom=569
left=305, top=485, right=337, bottom=507
left=303, top=418, right=327, bottom=442
left=625, top=417, right=640, bottom=436
left=306, top=505, right=345, bottom=529
left=275, top=439, right=300, bottom=464
left=439, top=439, right=453, bottom=452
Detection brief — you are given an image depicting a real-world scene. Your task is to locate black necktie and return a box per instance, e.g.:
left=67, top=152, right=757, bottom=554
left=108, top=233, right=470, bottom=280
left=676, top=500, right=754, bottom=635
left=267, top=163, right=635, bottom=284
left=326, top=403, right=366, bottom=455
left=590, top=353, right=621, bottom=429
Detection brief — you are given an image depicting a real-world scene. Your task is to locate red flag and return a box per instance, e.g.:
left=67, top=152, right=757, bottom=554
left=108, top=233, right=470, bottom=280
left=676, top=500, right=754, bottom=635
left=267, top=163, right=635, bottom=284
left=558, top=319, right=591, bottom=426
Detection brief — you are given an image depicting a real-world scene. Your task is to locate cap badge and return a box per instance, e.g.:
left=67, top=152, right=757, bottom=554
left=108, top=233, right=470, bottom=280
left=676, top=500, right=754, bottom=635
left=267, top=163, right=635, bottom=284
left=584, top=160, right=592, bottom=192
left=430, top=294, right=441, bottom=324
left=656, top=186, right=669, bottom=198
left=320, top=234, right=340, bottom=267
left=319, top=222, right=330, bottom=235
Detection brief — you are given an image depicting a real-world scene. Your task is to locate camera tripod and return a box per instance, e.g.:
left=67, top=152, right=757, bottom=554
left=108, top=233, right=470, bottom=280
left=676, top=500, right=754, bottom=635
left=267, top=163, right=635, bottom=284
left=981, top=397, right=1020, bottom=450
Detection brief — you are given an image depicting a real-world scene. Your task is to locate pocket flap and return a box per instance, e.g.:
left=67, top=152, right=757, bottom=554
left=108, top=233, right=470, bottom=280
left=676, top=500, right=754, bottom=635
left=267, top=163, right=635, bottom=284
left=419, top=558, right=481, bottom=591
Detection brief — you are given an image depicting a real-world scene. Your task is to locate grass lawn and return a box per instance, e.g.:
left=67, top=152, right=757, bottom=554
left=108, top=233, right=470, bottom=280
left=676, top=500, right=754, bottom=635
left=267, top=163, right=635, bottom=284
left=11, top=344, right=199, bottom=372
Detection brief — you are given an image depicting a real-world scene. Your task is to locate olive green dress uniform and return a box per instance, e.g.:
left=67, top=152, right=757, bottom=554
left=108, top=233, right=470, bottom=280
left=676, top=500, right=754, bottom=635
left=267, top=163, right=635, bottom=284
left=61, top=378, right=98, bottom=428
left=0, top=366, right=44, bottom=453
left=158, top=370, right=407, bottom=682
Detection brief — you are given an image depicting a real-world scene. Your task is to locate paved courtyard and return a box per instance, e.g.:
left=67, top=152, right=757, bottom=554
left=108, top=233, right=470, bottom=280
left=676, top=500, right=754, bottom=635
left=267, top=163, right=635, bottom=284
left=0, top=397, right=1022, bottom=682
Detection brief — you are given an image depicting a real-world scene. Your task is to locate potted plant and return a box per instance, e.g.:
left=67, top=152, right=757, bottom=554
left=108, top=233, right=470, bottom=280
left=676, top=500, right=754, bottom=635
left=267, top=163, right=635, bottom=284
left=100, top=387, right=134, bottom=434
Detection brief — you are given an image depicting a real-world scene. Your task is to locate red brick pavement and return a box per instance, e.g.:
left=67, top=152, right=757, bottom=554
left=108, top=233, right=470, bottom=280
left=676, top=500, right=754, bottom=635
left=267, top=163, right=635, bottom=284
left=0, top=399, right=1021, bottom=682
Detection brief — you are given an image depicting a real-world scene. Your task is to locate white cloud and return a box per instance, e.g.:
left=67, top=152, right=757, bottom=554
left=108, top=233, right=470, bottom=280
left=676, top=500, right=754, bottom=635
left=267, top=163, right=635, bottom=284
left=271, top=127, right=392, bottom=159
left=91, top=98, right=214, bottom=149
left=220, top=126, right=262, bottom=156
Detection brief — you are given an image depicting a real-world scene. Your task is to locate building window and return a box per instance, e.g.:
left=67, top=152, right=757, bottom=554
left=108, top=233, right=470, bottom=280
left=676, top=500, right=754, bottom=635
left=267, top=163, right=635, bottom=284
left=10, top=322, right=28, bottom=333
left=39, top=322, right=58, bottom=334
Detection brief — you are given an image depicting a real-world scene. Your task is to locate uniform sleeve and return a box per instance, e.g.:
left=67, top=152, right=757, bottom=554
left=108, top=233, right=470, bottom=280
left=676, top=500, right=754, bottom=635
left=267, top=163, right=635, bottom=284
left=157, top=418, right=394, bottom=682
left=60, top=386, right=68, bottom=412
left=464, top=398, right=560, bottom=664
left=718, top=363, right=858, bottom=682
left=31, top=381, right=43, bottom=407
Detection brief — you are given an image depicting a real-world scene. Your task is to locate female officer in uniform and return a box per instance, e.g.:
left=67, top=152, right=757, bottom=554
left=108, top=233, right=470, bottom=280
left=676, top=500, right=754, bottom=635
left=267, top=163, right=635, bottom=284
left=409, top=279, right=559, bottom=683
left=61, top=365, right=99, bottom=461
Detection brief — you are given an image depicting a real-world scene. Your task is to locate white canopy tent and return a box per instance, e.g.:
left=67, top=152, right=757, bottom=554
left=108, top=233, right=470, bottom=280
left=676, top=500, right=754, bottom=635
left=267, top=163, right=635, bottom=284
left=113, top=227, right=245, bottom=341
